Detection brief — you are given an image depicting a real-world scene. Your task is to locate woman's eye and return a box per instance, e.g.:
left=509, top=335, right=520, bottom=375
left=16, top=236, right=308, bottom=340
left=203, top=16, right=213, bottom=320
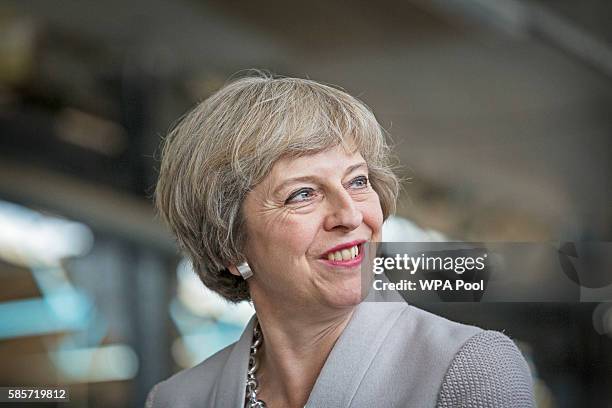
left=285, top=188, right=315, bottom=204
left=349, top=176, right=369, bottom=189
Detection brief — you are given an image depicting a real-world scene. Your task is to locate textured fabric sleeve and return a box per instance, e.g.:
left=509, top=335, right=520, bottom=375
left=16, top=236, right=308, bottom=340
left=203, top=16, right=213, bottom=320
left=436, top=330, right=535, bottom=408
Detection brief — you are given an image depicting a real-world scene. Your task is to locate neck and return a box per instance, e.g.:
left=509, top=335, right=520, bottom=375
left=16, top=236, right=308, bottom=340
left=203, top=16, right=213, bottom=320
left=250, top=291, right=356, bottom=407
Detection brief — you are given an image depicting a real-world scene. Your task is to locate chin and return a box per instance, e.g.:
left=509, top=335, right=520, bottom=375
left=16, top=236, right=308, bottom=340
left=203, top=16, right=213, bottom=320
left=325, top=280, right=366, bottom=308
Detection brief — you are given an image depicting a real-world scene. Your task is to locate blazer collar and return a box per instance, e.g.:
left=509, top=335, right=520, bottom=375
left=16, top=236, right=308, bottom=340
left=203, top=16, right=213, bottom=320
left=305, top=302, right=406, bottom=407
left=212, top=314, right=256, bottom=408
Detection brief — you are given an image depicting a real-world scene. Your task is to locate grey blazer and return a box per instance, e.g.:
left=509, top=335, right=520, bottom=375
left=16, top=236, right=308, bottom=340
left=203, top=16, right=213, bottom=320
left=146, top=302, right=534, bottom=407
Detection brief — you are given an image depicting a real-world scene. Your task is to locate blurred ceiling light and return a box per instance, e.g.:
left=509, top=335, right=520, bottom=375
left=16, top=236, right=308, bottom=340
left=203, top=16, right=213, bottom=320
left=170, top=337, right=194, bottom=369
left=50, top=344, right=138, bottom=383
left=176, top=258, right=253, bottom=326
left=382, top=215, right=447, bottom=242
left=0, top=295, right=90, bottom=340
left=172, top=325, right=244, bottom=369
left=0, top=199, right=94, bottom=267
left=55, top=108, right=127, bottom=156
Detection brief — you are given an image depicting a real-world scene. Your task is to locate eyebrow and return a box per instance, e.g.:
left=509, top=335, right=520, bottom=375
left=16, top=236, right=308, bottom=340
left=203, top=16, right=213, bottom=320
left=273, top=162, right=369, bottom=195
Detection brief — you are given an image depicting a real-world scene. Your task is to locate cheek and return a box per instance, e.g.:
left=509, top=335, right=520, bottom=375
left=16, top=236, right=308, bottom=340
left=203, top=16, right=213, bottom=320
left=266, top=216, right=321, bottom=259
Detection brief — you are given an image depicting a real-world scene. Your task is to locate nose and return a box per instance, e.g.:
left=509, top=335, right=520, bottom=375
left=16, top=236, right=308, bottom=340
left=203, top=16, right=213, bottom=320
left=323, top=189, right=363, bottom=232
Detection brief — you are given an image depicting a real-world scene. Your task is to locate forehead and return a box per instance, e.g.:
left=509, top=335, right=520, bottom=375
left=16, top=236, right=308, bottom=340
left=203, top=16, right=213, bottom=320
left=268, top=145, right=365, bottom=181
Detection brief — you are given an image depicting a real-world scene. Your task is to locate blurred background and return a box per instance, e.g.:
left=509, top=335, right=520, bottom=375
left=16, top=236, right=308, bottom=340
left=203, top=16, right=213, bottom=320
left=0, top=0, right=611, bottom=407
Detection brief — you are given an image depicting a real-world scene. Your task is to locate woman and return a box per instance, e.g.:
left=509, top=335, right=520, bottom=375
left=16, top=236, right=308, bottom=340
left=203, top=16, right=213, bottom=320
left=148, top=73, right=534, bottom=407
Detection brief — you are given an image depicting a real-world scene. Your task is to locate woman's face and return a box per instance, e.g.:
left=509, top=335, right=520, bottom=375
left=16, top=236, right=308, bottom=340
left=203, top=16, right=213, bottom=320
left=241, top=144, right=384, bottom=311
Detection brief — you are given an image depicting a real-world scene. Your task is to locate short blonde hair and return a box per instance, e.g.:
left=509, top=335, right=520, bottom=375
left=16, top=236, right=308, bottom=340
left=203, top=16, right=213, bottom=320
left=155, top=72, right=399, bottom=302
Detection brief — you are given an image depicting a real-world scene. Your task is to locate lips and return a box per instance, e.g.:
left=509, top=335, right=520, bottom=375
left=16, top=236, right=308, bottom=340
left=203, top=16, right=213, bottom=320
left=320, top=240, right=366, bottom=263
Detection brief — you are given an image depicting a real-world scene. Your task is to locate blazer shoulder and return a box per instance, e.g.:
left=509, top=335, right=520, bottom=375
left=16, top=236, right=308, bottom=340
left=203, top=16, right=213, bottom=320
left=437, top=330, right=535, bottom=407
left=342, top=303, right=488, bottom=407
left=396, top=304, right=484, bottom=349
left=145, top=342, right=236, bottom=408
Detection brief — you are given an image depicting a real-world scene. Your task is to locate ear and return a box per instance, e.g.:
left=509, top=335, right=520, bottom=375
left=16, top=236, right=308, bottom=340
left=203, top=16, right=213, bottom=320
left=227, top=262, right=253, bottom=280
left=227, top=264, right=241, bottom=277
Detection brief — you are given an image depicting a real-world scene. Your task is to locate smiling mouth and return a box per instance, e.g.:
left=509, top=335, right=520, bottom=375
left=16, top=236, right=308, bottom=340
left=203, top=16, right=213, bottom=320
left=325, top=244, right=360, bottom=261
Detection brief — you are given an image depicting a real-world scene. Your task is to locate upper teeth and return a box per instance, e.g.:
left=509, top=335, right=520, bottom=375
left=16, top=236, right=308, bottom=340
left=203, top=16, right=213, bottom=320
left=327, top=245, right=359, bottom=261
